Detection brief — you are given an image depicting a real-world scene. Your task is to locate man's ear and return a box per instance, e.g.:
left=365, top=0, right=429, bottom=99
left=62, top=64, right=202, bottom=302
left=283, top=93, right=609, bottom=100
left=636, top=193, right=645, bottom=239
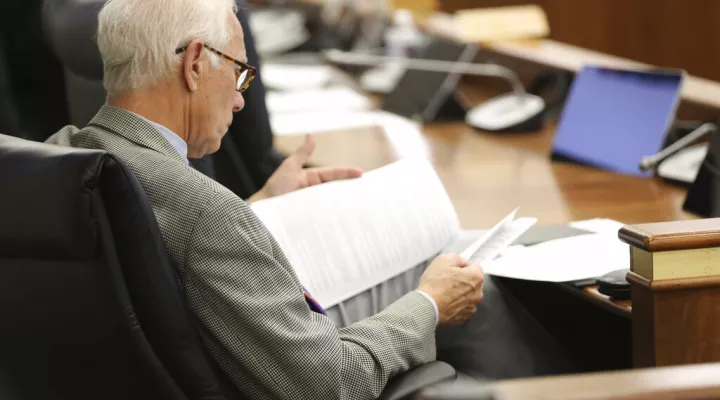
left=182, top=40, right=205, bottom=92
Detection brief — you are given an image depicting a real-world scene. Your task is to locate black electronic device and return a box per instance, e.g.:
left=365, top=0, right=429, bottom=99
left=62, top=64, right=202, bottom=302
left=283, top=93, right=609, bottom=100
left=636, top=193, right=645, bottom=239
left=683, top=128, right=720, bottom=217
left=596, top=269, right=631, bottom=300
left=381, top=38, right=477, bottom=123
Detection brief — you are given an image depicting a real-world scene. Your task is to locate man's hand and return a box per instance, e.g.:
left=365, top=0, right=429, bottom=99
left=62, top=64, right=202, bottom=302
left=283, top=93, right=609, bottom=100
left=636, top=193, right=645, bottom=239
left=417, top=254, right=485, bottom=326
left=248, top=135, right=363, bottom=203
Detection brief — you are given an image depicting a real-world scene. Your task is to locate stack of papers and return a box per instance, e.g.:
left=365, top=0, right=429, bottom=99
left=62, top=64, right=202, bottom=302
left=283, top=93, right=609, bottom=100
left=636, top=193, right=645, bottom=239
left=460, top=208, right=536, bottom=263
left=270, top=110, right=431, bottom=159
left=266, top=87, right=372, bottom=115
left=260, top=64, right=333, bottom=91
left=482, top=219, right=630, bottom=282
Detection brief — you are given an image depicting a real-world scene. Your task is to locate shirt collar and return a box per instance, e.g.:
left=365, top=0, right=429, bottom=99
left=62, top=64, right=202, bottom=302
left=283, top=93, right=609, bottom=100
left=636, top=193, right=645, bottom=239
left=130, top=112, right=189, bottom=164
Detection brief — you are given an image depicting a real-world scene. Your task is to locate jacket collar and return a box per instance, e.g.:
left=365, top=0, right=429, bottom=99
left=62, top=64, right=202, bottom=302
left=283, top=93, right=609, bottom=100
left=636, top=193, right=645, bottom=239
left=88, top=104, right=187, bottom=165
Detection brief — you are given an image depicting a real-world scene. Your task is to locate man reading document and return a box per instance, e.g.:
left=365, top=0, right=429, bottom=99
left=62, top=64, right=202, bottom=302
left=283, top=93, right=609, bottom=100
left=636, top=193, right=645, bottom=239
left=47, top=0, right=576, bottom=398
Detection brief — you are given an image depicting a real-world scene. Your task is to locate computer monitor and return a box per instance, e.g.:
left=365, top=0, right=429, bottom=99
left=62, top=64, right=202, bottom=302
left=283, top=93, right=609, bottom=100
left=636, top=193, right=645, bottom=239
left=381, top=37, right=478, bottom=123
left=552, top=66, right=684, bottom=177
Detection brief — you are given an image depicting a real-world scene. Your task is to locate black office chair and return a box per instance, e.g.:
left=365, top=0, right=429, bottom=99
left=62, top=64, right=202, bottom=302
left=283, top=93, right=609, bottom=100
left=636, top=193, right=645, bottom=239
left=0, top=134, right=455, bottom=400
left=0, top=134, right=243, bottom=400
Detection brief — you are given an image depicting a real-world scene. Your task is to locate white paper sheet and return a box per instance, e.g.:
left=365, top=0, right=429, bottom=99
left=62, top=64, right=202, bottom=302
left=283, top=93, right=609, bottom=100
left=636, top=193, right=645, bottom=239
left=260, top=64, right=333, bottom=91
left=271, top=110, right=421, bottom=136
left=266, top=87, right=372, bottom=115
left=569, top=218, right=627, bottom=235
left=272, top=109, right=432, bottom=166
left=271, top=110, right=431, bottom=159
left=251, top=159, right=460, bottom=308
left=460, top=208, right=537, bottom=263
left=271, top=110, right=380, bottom=136
left=483, top=233, right=630, bottom=282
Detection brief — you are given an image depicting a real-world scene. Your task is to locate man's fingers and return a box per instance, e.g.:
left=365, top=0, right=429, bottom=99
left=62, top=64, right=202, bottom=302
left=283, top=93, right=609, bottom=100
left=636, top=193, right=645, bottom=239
left=454, top=305, right=477, bottom=324
left=465, top=263, right=484, bottom=274
left=292, top=134, right=316, bottom=165
left=470, top=285, right=484, bottom=303
left=460, top=263, right=484, bottom=282
left=440, top=253, right=469, bottom=268
left=308, top=167, right=363, bottom=184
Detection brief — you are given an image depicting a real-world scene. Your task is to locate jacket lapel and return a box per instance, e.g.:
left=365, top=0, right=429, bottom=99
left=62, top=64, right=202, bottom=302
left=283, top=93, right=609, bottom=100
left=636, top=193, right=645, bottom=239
left=88, top=104, right=187, bottom=165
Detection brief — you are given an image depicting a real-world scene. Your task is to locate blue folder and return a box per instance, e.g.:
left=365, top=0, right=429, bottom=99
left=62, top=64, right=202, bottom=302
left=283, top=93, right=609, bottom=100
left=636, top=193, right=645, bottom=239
left=552, top=66, right=684, bottom=177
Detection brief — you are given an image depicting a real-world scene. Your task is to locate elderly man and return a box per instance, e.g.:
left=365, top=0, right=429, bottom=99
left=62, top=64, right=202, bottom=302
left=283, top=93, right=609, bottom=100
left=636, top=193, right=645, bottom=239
left=48, top=0, right=575, bottom=398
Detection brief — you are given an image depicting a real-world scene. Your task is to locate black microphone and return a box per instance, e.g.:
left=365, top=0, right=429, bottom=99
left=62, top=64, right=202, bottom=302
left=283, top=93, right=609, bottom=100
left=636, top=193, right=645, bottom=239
left=322, top=49, right=527, bottom=96
left=639, top=122, right=716, bottom=171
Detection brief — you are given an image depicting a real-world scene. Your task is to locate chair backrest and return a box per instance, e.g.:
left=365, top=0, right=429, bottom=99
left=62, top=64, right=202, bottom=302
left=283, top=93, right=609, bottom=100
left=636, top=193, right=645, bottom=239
left=0, top=134, right=241, bottom=400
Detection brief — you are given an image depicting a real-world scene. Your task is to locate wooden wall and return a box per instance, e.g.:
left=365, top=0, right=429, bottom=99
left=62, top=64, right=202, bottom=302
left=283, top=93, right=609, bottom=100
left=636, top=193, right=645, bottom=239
left=439, top=0, right=720, bottom=82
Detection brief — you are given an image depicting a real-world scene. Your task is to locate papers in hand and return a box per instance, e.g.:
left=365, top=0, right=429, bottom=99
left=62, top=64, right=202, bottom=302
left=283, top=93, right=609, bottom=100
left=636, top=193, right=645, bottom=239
left=251, top=158, right=534, bottom=308
left=460, top=208, right=537, bottom=263
left=251, top=159, right=460, bottom=308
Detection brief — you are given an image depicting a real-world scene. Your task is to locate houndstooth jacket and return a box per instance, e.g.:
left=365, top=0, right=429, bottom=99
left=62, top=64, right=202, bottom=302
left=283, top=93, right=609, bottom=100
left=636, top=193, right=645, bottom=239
left=47, top=104, right=437, bottom=400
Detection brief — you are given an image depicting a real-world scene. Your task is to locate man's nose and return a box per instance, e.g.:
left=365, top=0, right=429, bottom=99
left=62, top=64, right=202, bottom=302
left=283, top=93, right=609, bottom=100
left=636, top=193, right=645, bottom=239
left=233, top=92, right=245, bottom=113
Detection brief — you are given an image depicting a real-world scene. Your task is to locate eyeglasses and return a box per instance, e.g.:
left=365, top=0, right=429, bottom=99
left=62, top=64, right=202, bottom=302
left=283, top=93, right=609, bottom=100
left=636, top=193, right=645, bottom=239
left=175, top=43, right=257, bottom=93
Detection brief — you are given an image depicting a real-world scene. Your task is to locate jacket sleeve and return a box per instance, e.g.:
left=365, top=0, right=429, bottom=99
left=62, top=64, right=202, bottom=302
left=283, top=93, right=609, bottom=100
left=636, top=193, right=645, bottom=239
left=184, top=191, right=437, bottom=399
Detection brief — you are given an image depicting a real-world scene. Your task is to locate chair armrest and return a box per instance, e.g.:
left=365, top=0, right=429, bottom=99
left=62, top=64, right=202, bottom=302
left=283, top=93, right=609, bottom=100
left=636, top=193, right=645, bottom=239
left=379, top=361, right=457, bottom=400
left=416, top=378, right=497, bottom=400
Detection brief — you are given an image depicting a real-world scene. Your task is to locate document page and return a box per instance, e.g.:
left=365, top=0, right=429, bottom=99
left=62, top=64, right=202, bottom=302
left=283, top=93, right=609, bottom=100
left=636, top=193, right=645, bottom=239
left=251, top=159, right=460, bottom=308
left=266, top=86, right=372, bottom=115
left=483, top=233, right=629, bottom=282
left=460, top=208, right=537, bottom=263
left=260, top=63, right=333, bottom=91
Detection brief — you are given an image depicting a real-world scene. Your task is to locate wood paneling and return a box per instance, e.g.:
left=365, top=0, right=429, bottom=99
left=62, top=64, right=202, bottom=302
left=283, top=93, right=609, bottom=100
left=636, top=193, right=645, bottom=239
left=628, top=270, right=720, bottom=368
left=439, top=0, right=720, bottom=82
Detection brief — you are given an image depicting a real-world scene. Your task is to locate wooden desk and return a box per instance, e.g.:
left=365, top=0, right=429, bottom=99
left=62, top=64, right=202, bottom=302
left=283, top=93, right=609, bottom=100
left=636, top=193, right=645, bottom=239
left=276, top=122, right=692, bottom=229
left=275, top=119, right=689, bottom=319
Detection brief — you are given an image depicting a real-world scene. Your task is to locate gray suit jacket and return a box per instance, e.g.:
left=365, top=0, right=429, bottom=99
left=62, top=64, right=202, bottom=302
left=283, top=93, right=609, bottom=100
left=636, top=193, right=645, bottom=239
left=47, top=105, right=437, bottom=399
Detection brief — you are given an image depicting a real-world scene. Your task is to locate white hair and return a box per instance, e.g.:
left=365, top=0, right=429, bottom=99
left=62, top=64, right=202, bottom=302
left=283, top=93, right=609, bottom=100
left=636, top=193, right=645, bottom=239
left=98, top=0, right=238, bottom=96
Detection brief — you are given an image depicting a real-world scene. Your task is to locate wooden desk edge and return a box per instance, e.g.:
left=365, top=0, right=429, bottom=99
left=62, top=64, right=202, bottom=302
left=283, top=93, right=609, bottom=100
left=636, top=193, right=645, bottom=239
left=561, top=284, right=632, bottom=319
left=489, top=362, right=720, bottom=399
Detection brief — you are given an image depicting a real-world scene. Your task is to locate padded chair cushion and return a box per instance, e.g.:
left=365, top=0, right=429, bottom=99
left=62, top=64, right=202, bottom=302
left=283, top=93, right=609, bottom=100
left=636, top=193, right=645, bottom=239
left=0, top=257, right=182, bottom=400
left=0, top=134, right=240, bottom=399
left=96, top=142, right=239, bottom=400
left=0, top=134, right=183, bottom=399
left=0, top=134, right=104, bottom=260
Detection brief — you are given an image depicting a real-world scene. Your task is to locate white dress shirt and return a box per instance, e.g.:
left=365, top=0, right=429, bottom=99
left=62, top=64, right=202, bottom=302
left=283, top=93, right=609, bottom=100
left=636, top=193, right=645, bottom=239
left=132, top=112, right=189, bottom=163
left=415, top=290, right=439, bottom=326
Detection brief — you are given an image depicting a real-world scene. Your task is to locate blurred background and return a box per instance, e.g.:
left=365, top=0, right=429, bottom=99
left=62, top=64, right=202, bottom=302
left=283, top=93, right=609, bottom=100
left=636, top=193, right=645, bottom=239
left=442, top=0, right=720, bottom=81
left=2, top=0, right=718, bottom=197
left=2, top=0, right=717, bottom=138
left=5, top=2, right=720, bottom=396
